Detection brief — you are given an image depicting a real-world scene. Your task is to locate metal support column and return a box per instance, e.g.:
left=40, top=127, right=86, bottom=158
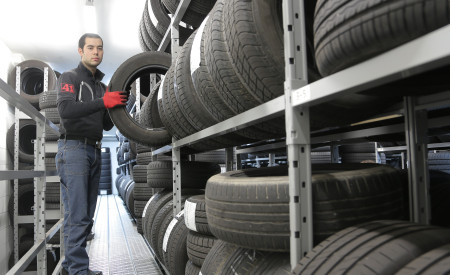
left=35, top=119, right=47, bottom=274
left=268, top=153, right=275, bottom=167
left=404, top=96, right=430, bottom=224
left=13, top=66, right=21, bottom=264
left=225, top=148, right=234, bottom=171
left=172, top=142, right=182, bottom=215
left=283, top=0, right=311, bottom=269
left=331, top=145, right=340, bottom=163
left=135, top=78, right=141, bottom=114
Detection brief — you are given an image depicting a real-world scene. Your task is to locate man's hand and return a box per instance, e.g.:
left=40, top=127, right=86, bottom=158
left=103, top=88, right=127, bottom=108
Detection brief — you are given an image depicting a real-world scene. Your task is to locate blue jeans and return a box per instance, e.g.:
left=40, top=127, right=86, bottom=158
left=55, top=139, right=101, bottom=275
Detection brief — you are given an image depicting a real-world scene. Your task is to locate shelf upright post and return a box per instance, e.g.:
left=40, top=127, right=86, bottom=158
left=404, top=96, right=430, bottom=224
left=35, top=66, right=49, bottom=273
left=283, top=0, right=311, bottom=269
left=136, top=78, right=141, bottom=114
left=172, top=140, right=182, bottom=215
left=331, top=145, right=340, bottom=163
left=225, top=148, right=234, bottom=171
left=13, top=66, right=21, bottom=264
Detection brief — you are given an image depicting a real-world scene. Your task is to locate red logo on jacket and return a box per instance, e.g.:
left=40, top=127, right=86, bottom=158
left=61, top=83, right=74, bottom=93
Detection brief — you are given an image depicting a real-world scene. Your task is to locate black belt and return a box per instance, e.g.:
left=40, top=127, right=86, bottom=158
left=60, top=134, right=101, bottom=148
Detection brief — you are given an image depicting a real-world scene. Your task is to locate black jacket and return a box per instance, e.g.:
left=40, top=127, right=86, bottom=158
left=57, top=62, right=114, bottom=141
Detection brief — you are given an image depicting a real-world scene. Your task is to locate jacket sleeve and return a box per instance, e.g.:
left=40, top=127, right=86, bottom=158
left=103, top=110, right=114, bottom=131
left=57, top=72, right=105, bottom=119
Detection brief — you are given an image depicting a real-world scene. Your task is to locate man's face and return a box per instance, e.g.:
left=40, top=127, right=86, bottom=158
left=78, top=37, right=103, bottom=70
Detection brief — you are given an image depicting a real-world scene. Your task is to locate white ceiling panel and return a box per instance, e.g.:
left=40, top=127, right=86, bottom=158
left=0, top=0, right=145, bottom=83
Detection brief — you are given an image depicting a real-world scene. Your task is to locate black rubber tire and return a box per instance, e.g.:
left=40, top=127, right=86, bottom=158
left=108, top=51, right=172, bottom=147
left=292, top=220, right=450, bottom=274
left=134, top=199, right=147, bottom=218
left=147, top=161, right=221, bottom=189
left=125, top=182, right=136, bottom=217
left=132, top=165, right=148, bottom=183
left=186, top=231, right=216, bottom=266
left=150, top=0, right=171, bottom=35
left=223, top=0, right=284, bottom=103
left=153, top=201, right=175, bottom=261
left=6, top=119, right=36, bottom=164
left=136, top=217, right=143, bottom=234
left=184, top=194, right=212, bottom=235
left=43, top=108, right=60, bottom=124
left=143, top=0, right=163, bottom=45
left=39, top=89, right=58, bottom=109
left=163, top=0, right=215, bottom=15
left=140, top=81, right=164, bottom=129
left=205, top=164, right=407, bottom=251
left=138, top=22, right=151, bottom=52
left=143, top=190, right=173, bottom=239
left=161, top=0, right=205, bottom=27
left=396, top=243, right=450, bottom=274
left=133, top=181, right=154, bottom=201
left=8, top=181, right=34, bottom=224
left=140, top=14, right=158, bottom=51
left=201, top=239, right=291, bottom=275
left=185, top=261, right=201, bottom=275
left=429, top=169, right=450, bottom=227
left=46, top=182, right=60, bottom=203
left=136, top=152, right=154, bottom=165
left=313, top=0, right=450, bottom=76
left=162, top=211, right=190, bottom=275
left=45, top=123, right=60, bottom=141
left=7, top=60, right=57, bottom=109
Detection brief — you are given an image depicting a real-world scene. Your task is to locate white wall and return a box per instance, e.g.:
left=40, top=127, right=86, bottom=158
left=0, top=40, right=16, bottom=275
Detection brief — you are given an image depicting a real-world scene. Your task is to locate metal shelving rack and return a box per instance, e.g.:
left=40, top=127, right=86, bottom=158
left=0, top=69, right=62, bottom=274
left=145, top=0, right=450, bottom=271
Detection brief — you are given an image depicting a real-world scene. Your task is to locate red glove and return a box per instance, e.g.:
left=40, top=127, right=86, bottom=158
left=103, top=88, right=127, bottom=108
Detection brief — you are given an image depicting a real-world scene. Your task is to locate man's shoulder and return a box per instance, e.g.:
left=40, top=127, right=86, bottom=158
left=60, top=68, right=80, bottom=83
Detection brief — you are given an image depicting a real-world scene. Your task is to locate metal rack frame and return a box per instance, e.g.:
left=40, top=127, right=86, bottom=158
left=0, top=67, right=62, bottom=274
left=146, top=0, right=450, bottom=271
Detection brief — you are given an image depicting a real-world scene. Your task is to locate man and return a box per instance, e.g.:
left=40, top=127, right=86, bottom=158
left=55, top=33, right=126, bottom=275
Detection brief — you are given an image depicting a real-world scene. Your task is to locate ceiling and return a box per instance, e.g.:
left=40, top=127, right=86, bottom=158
left=0, top=0, right=145, bottom=84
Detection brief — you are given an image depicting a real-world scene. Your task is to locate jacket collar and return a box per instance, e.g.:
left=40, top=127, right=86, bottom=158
left=77, top=62, right=105, bottom=81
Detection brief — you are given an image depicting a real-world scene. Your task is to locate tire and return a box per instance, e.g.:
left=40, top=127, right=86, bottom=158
left=429, top=170, right=450, bottom=227
left=8, top=181, right=34, bottom=224
left=186, top=231, right=216, bottom=266
left=185, top=195, right=212, bottom=235
left=134, top=200, right=147, bottom=218
left=133, top=181, right=154, bottom=201
left=125, top=182, right=135, bottom=217
left=140, top=82, right=164, bottom=129
left=136, top=152, right=154, bottom=165
left=140, top=14, right=158, bottom=51
left=7, top=60, right=57, bottom=109
left=162, top=211, right=190, bottom=275
left=108, top=51, right=172, bottom=147
left=132, top=165, right=148, bottom=183
left=42, top=108, right=60, bottom=124
left=396, top=243, right=450, bottom=274
left=46, top=182, right=60, bottom=203
left=6, top=119, right=36, bottom=164
left=162, top=0, right=205, bottom=27
left=205, top=164, right=407, bottom=251
left=39, top=89, right=58, bottom=109
left=201, top=239, right=291, bottom=275
left=292, top=220, right=450, bottom=274
left=152, top=201, right=175, bottom=261
left=45, top=124, right=60, bottom=141
left=147, top=161, right=220, bottom=189
left=185, top=261, right=201, bottom=275
left=143, top=190, right=173, bottom=239
left=314, top=0, right=450, bottom=76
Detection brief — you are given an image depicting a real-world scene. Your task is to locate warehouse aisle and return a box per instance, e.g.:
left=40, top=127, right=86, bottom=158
left=87, top=195, right=163, bottom=275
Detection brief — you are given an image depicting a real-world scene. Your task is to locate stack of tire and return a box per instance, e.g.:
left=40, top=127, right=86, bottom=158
left=202, top=163, right=409, bottom=273
left=99, top=147, right=112, bottom=195
left=339, top=142, right=386, bottom=164
left=141, top=161, right=220, bottom=274
left=6, top=119, right=36, bottom=169
left=138, top=0, right=216, bottom=52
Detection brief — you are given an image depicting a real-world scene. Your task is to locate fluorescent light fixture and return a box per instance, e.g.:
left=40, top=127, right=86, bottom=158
left=83, top=5, right=98, bottom=33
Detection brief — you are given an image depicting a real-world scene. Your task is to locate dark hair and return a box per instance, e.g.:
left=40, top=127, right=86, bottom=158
left=78, top=33, right=103, bottom=49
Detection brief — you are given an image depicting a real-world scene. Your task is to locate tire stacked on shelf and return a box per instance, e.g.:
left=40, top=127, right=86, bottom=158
left=138, top=0, right=215, bottom=52
left=99, top=147, right=112, bottom=195
left=201, top=163, right=408, bottom=273
left=292, top=220, right=450, bottom=274
left=39, top=89, right=60, bottom=175
left=6, top=119, right=36, bottom=166
left=340, top=142, right=386, bottom=164
left=7, top=60, right=58, bottom=110
left=184, top=195, right=217, bottom=272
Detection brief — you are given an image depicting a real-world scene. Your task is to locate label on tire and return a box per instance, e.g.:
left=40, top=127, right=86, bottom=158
left=163, top=210, right=184, bottom=252
left=184, top=201, right=197, bottom=232
left=142, top=195, right=157, bottom=218
left=190, top=16, right=209, bottom=75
